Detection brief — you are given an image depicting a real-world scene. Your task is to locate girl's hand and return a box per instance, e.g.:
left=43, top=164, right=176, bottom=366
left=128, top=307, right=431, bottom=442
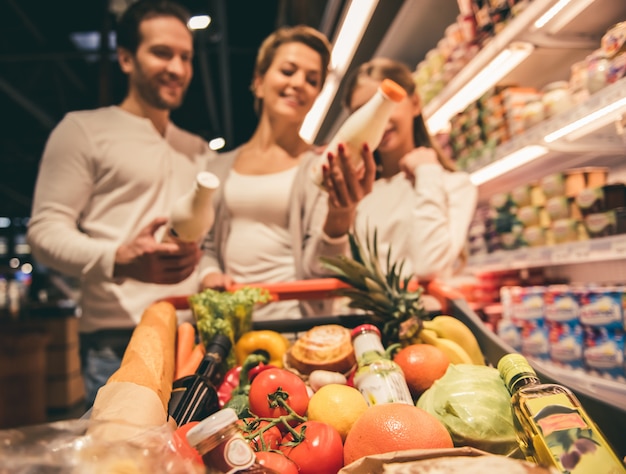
left=399, top=147, right=439, bottom=186
left=201, top=272, right=235, bottom=291
left=322, top=142, right=376, bottom=238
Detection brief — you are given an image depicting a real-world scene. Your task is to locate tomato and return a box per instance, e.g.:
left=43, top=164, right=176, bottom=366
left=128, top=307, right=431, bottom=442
left=248, top=368, right=309, bottom=422
left=236, top=417, right=282, bottom=451
left=280, top=421, right=344, bottom=474
left=172, top=421, right=203, bottom=466
left=255, top=451, right=299, bottom=474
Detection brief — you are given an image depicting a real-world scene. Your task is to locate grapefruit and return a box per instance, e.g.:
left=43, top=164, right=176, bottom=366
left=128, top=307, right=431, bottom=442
left=343, top=403, right=453, bottom=466
left=393, top=343, right=450, bottom=397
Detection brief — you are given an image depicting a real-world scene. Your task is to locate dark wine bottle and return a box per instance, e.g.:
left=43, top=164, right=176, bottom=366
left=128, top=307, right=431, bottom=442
left=168, top=333, right=231, bottom=426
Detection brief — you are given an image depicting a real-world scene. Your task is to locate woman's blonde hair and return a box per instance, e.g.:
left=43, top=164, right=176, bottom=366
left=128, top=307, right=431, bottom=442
left=343, top=57, right=456, bottom=172
left=251, top=25, right=332, bottom=116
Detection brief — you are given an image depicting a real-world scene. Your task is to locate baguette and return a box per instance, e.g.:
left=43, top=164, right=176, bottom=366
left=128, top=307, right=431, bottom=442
left=91, top=301, right=177, bottom=429
left=107, top=301, right=177, bottom=411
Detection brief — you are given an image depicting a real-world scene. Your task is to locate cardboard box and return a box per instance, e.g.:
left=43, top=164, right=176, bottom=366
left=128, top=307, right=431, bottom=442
left=46, top=371, right=85, bottom=409
left=32, top=315, right=79, bottom=347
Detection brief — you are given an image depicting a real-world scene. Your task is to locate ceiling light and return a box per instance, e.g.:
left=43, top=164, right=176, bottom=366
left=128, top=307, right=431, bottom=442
left=469, top=145, right=549, bottom=185
left=300, top=0, right=379, bottom=143
left=544, top=97, right=626, bottom=143
left=188, top=15, right=211, bottom=30
left=209, top=137, right=225, bottom=150
left=426, top=42, right=534, bottom=133
left=533, top=0, right=595, bottom=34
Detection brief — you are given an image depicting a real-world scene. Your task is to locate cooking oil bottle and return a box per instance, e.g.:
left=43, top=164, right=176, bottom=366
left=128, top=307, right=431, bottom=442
left=498, top=353, right=625, bottom=473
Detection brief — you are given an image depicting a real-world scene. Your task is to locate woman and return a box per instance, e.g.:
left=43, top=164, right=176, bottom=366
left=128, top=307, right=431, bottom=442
left=200, top=25, right=375, bottom=319
left=344, top=57, right=477, bottom=282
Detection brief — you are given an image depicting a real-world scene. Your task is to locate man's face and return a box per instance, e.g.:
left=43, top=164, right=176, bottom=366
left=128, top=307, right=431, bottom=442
left=120, top=15, right=194, bottom=110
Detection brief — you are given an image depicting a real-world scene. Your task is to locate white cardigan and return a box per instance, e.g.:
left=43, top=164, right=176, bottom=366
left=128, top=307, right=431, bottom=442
left=354, top=163, right=477, bottom=281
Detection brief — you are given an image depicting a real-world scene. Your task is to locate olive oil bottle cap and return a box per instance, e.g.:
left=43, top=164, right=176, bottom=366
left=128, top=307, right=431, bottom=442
left=498, top=353, right=538, bottom=391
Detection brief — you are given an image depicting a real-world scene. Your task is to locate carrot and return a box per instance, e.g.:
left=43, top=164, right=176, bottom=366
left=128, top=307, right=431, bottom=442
left=176, top=343, right=206, bottom=379
left=175, top=322, right=197, bottom=379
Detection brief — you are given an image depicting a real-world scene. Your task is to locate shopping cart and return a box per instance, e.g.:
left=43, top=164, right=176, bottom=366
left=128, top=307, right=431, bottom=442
left=165, top=277, right=626, bottom=459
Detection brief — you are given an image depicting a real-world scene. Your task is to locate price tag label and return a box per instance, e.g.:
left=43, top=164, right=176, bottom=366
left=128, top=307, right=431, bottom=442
left=571, top=242, right=590, bottom=260
left=552, top=247, right=571, bottom=264
left=611, top=237, right=626, bottom=256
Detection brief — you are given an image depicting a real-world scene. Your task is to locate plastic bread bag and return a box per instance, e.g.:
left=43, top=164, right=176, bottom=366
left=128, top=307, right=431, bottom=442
left=0, top=418, right=204, bottom=474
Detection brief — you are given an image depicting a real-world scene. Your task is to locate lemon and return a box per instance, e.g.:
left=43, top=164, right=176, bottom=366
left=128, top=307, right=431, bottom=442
left=307, top=384, right=368, bottom=441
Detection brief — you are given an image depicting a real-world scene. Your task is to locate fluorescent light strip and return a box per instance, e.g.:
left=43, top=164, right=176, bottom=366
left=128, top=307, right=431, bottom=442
left=533, top=0, right=596, bottom=34
left=426, top=42, right=534, bottom=133
left=469, top=145, right=549, bottom=185
left=544, top=97, right=626, bottom=143
left=533, top=0, right=571, bottom=29
left=300, top=0, right=379, bottom=142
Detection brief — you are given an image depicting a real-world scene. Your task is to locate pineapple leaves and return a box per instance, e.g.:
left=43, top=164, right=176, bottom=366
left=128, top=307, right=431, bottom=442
left=319, top=226, right=426, bottom=344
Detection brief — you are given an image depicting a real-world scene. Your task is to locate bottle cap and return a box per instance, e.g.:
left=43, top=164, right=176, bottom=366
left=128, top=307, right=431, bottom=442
left=380, top=79, right=407, bottom=103
left=497, top=353, right=537, bottom=389
left=197, top=171, right=220, bottom=190
left=350, top=324, right=381, bottom=340
left=206, top=333, right=232, bottom=354
left=185, top=407, right=238, bottom=447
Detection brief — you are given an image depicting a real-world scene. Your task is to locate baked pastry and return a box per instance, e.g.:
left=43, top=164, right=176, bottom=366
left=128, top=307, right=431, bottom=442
left=285, top=324, right=356, bottom=375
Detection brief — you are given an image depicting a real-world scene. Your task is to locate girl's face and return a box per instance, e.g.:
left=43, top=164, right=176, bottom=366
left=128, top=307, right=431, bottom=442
left=253, top=42, right=324, bottom=123
left=348, top=77, right=420, bottom=155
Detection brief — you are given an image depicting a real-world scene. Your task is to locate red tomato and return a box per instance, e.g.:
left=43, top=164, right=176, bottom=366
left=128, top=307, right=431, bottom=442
left=172, top=421, right=203, bottom=466
left=255, top=451, right=299, bottom=474
left=280, top=421, right=344, bottom=474
left=248, top=368, right=309, bottom=422
left=236, top=417, right=282, bottom=451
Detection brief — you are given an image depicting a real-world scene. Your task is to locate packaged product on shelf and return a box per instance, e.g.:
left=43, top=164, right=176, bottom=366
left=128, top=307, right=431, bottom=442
left=601, top=21, right=626, bottom=58
left=564, top=167, right=608, bottom=198
left=544, top=285, right=584, bottom=370
left=579, top=286, right=626, bottom=379
left=497, top=286, right=522, bottom=351
left=541, top=80, right=575, bottom=118
left=515, top=286, right=550, bottom=361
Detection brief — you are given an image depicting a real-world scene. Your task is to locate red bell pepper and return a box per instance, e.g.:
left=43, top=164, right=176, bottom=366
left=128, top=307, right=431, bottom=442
left=217, top=353, right=274, bottom=408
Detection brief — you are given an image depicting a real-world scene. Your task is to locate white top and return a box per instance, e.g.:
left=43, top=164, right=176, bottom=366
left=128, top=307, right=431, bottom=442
left=27, top=106, right=215, bottom=332
left=354, top=163, right=477, bottom=281
left=223, top=167, right=299, bottom=320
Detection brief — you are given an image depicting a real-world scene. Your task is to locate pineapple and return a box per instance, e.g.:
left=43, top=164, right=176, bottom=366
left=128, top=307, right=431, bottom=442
left=320, top=228, right=426, bottom=345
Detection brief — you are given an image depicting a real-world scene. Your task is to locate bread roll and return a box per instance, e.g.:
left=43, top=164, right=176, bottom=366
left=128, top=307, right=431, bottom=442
left=107, top=301, right=177, bottom=411
left=286, top=324, right=356, bottom=375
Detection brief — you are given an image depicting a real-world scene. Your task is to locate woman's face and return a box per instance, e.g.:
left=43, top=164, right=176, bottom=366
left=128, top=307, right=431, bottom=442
left=348, top=77, right=420, bottom=155
left=254, top=42, right=324, bottom=123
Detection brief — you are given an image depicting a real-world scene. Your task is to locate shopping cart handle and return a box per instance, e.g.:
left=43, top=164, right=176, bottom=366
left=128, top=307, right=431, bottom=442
left=161, top=278, right=423, bottom=309
left=228, top=278, right=350, bottom=301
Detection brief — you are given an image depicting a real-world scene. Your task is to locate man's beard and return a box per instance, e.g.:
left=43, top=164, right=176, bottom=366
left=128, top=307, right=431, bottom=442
left=132, top=62, right=187, bottom=110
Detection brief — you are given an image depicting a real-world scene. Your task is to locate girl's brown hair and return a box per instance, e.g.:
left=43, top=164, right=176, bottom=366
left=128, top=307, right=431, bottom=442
left=343, top=57, right=456, bottom=171
left=251, top=25, right=332, bottom=116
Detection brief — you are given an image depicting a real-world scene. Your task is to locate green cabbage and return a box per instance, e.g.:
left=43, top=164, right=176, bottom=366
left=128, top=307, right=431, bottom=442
left=416, top=364, right=519, bottom=455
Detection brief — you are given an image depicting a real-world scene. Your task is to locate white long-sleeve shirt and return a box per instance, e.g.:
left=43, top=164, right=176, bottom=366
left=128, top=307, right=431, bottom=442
left=354, top=163, right=477, bottom=281
left=27, top=106, right=215, bottom=332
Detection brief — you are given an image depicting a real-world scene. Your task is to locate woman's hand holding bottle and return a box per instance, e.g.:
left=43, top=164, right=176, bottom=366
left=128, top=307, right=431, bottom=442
left=321, top=142, right=376, bottom=238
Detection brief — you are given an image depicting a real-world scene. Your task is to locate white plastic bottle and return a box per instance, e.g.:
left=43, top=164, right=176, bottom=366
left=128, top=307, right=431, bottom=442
left=163, top=171, right=220, bottom=243
left=311, top=78, right=407, bottom=187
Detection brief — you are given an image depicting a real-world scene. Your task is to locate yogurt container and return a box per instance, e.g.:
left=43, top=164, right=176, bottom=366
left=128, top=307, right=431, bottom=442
left=512, top=286, right=549, bottom=360
left=579, top=286, right=625, bottom=378
left=544, top=285, right=583, bottom=369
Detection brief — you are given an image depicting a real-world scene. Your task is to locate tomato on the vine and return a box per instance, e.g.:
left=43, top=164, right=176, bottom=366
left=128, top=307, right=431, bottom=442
left=248, top=368, right=309, bottom=422
left=236, top=417, right=282, bottom=451
left=255, top=451, right=299, bottom=474
left=280, top=421, right=344, bottom=474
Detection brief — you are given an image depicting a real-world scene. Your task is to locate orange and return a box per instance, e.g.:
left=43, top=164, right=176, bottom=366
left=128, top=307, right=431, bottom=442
left=393, top=343, right=450, bottom=397
left=343, top=403, right=453, bottom=465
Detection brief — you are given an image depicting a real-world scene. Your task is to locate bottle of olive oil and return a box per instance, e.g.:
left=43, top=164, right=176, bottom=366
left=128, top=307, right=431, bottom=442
left=498, top=353, right=625, bottom=473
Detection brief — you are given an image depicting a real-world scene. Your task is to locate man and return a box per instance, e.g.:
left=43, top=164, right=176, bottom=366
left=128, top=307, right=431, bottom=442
left=27, top=0, right=214, bottom=406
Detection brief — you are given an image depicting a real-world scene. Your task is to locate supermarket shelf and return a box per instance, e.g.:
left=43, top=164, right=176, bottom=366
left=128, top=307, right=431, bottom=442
left=471, top=77, right=626, bottom=200
left=466, top=234, right=626, bottom=273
